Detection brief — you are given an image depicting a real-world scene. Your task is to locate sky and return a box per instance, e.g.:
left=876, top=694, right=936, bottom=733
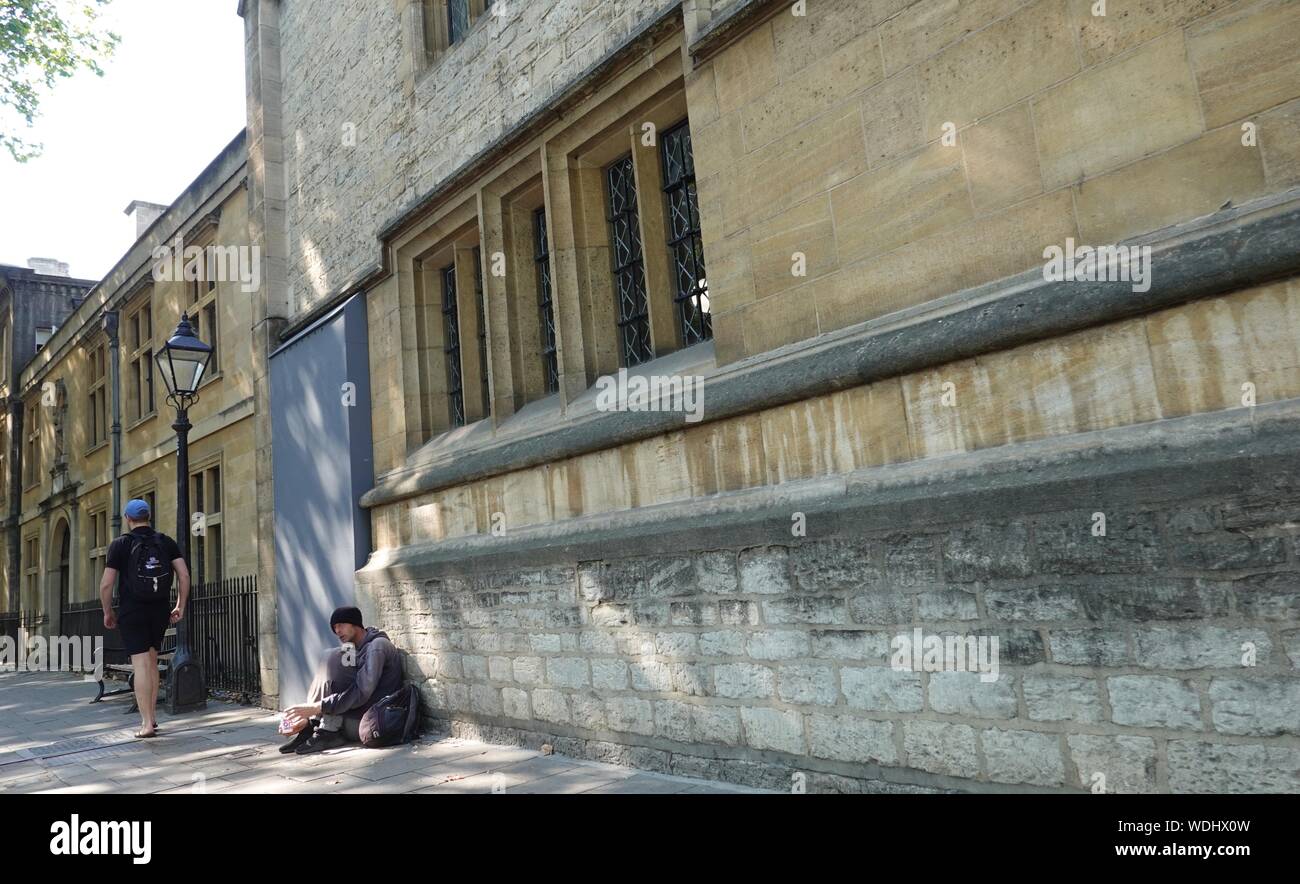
left=0, top=0, right=247, bottom=281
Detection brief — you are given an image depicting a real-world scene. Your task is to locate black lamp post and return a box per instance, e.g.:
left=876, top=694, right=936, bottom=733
left=156, top=313, right=213, bottom=714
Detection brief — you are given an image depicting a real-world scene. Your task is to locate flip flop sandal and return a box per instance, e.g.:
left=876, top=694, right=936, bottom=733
left=134, top=729, right=157, bottom=739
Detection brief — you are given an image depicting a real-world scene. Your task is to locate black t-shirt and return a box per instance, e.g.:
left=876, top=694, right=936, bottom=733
left=107, top=527, right=182, bottom=608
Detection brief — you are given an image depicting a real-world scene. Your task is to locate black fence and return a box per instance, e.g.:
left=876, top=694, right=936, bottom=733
left=186, top=576, right=260, bottom=696
left=0, top=610, right=20, bottom=649
left=54, top=576, right=260, bottom=698
left=59, top=600, right=119, bottom=668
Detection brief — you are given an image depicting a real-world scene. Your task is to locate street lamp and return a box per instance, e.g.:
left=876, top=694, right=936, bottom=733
left=156, top=313, right=213, bottom=714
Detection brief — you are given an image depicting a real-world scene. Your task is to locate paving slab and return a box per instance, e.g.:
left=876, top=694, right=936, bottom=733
left=0, top=672, right=769, bottom=795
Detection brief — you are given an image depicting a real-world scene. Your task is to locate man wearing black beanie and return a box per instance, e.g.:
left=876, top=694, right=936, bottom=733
left=278, top=605, right=404, bottom=754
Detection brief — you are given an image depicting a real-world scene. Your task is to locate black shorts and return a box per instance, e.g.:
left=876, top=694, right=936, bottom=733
left=118, top=604, right=170, bottom=656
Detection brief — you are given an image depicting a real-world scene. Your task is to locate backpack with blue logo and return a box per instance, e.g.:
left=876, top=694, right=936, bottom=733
left=126, top=530, right=174, bottom=603
left=359, top=684, right=421, bottom=748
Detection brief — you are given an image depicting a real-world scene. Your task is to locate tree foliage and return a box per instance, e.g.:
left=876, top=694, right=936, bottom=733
left=1, top=0, right=118, bottom=162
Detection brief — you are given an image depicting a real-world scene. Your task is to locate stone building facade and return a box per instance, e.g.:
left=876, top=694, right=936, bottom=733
left=1, top=134, right=261, bottom=637
left=245, top=0, right=1300, bottom=791
left=0, top=260, right=96, bottom=611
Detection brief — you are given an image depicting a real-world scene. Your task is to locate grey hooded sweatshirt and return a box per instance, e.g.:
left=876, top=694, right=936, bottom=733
left=320, top=626, right=404, bottom=718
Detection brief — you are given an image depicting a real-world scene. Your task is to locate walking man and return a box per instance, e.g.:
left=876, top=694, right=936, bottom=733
left=99, top=499, right=190, bottom=738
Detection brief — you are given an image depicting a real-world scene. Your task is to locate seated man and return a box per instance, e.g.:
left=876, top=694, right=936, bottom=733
left=279, top=606, right=403, bottom=755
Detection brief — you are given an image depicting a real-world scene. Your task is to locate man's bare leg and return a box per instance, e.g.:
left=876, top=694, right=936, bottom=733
left=144, top=648, right=160, bottom=730
left=130, top=652, right=156, bottom=737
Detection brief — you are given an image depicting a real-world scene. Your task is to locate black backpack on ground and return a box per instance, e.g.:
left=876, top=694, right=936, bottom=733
left=359, top=684, right=421, bottom=748
left=124, top=530, right=174, bottom=603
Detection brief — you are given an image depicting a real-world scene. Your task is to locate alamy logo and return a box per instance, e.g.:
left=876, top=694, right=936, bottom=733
left=594, top=368, right=705, bottom=423
left=151, top=235, right=261, bottom=292
left=0, top=634, right=103, bottom=681
left=50, top=815, right=151, bottom=864
left=1042, top=238, right=1152, bottom=293
left=891, top=628, right=1000, bottom=683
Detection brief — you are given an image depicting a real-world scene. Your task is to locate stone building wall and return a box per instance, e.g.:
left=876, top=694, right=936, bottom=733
left=274, top=0, right=696, bottom=320
left=690, top=0, right=1300, bottom=362
left=367, top=275, right=1300, bottom=548
left=358, top=397, right=1300, bottom=792
left=255, top=0, right=1300, bottom=789
left=0, top=265, right=95, bottom=610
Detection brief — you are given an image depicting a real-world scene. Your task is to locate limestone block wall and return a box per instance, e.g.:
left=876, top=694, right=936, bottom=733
left=358, top=410, right=1300, bottom=792
left=692, top=0, right=1300, bottom=363
left=333, top=0, right=1300, bottom=791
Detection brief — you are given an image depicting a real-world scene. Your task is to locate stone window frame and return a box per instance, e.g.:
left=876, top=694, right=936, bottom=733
left=22, top=398, right=40, bottom=490
left=386, top=37, right=709, bottom=463
left=605, top=152, right=654, bottom=367
left=127, top=485, right=158, bottom=527
left=0, top=314, right=9, bottom=384
left=123, top=291, right=156, bottom=429
left=0, top=424, right=7, bottom=510
left=543, top=68, right=704, bottom=394
left=534, top=207, right=559, bottom=396
left=189, top=456, right=224, bottom=587
left=397, top=195, right=491, bottom=447
left=22, top=531, right=39, bottom=611
left=186, top=229, right=222, bottom=384
left=471, top=244, right=490, bottom=416
left=440, top=261, right=465, bottom=427
left=416, top=0, right=495, bottom=75
left=86, top=506, right=109, bottom=597
left=483, top=160, right=559, bottom=417
left=379, top=32, right=722, bottom=475
left=659, top=118, right=711, bottom=347
left=85, top=336, right=109, bottom=454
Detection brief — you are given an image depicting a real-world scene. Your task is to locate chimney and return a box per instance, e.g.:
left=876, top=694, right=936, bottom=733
left=124, top=200, right=169, bottom=239
left=26, top=257, right=70, bottom=277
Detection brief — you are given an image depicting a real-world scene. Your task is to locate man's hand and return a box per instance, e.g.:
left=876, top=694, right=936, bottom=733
left=103, top=610, right=117, bottom=630
left=280, top=703, right=320, bottom=735
left=279, top=713, right=309, bottom=735
left=169, top=605, right=184, bottom=625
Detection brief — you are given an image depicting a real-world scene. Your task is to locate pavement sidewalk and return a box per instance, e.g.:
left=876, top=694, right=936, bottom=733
left=0, top=671, right=764, bottom=794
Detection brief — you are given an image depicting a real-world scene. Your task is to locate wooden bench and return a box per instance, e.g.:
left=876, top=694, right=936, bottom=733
left=92, top=625, right=179, bottom=710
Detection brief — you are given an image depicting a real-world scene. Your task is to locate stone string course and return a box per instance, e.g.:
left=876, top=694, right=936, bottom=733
left=360, top=493, right=1300, bottom=793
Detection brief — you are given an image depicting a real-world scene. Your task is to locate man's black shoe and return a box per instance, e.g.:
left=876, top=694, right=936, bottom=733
left=295, top=728, right=347, bottom=755
left=279, top=719, right=317, bottom=754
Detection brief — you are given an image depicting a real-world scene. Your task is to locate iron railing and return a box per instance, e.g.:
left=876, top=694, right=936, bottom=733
left=58, top=599, right=120, bottom=669
left=185, top=576, right=260, bottom=695
left=0, top=610, right=21, bottom=649
left=53, top=575, right=260, bottom=697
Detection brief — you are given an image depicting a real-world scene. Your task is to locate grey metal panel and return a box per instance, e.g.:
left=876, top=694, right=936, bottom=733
left=270, top=293, right=373, bottom=705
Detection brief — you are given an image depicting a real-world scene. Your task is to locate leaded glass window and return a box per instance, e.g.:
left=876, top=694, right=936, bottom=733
left=442, top=264, right=465, bottom=428
left=473, top=246, right=490, bottom=416
left=448, top=0, right=470, bottom=44
left=606, top=155, right=653, bottom=367
left=661, top=120, right=711, bottom=345
left=534, top=209, right=559, bottom=394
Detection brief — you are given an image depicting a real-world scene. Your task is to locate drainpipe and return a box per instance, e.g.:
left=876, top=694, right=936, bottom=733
left=102, top=311, right=122, bottom=536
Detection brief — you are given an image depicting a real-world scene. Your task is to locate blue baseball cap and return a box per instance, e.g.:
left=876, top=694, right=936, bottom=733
left=124, top=499, right=151, bottom=520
